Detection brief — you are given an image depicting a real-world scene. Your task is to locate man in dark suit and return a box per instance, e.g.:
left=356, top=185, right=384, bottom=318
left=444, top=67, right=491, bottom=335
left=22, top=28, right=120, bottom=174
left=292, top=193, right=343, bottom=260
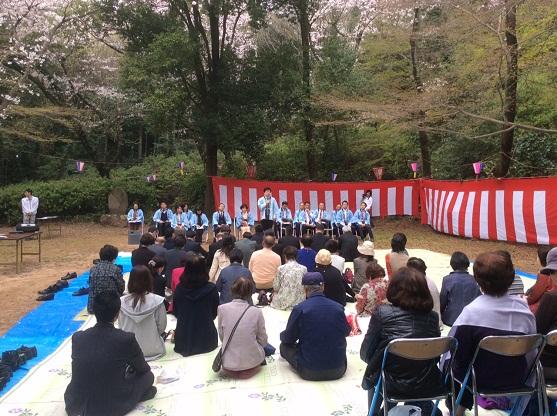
left=311, top=224, right=330, bottom=252
left=184, top=230, right=207, bottom=256
left=65, top=291, right=156, bottom=416
left=338, top=225, right=359, bottom=262
left=278, top=226, right=300, bottom=250
left=235, top=231, right=257, bottom=267
left=131, top=233, right=156, bottom=267
left=164, top=235, right=188, bottom=286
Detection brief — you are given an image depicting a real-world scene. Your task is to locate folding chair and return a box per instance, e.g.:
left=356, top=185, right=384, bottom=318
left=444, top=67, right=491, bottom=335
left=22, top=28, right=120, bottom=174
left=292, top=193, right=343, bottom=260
left=542, top=330, right=557, bottom=415
left=454, top=334, right=545, bottom=416
left=369, top=337, right=457, bottom=416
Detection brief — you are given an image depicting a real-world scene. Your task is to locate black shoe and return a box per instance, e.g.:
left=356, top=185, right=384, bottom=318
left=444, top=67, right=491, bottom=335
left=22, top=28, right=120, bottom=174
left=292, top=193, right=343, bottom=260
left=38, top=285, right=57, bottom=295
left=140, top=386, right=157, bottom=402
left=61, top=272, right=77, bottom=281
left=17, top=346, right=37, bottom=360
left=55, top=280, right=69, bottom=290
left=36, top=293, right=54, bottom=301
left=72, top=287, right=89, bottom=296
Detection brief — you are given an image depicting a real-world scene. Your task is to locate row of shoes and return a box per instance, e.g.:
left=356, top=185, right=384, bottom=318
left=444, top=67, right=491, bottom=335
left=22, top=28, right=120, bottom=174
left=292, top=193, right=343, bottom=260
left=0, top=346, right=37, bottom=391
left=36, top=272, right=77, bottom=301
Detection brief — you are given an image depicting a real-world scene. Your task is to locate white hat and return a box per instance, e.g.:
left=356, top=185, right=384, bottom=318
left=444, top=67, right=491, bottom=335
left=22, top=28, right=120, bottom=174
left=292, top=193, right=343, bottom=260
left=315, top=249, right=332, bottom=266
left=357, top=241, right=375, bottom=256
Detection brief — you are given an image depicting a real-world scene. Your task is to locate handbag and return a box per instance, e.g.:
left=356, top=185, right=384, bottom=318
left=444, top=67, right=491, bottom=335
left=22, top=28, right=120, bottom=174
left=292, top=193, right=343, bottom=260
left=212, top=305, right=251, bottom=372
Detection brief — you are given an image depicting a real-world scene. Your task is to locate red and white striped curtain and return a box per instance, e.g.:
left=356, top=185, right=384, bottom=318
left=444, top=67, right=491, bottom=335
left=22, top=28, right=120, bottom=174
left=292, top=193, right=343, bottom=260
left=211, top=176, right=420, bottom=220
left=421, top=177, right=557, bottom=245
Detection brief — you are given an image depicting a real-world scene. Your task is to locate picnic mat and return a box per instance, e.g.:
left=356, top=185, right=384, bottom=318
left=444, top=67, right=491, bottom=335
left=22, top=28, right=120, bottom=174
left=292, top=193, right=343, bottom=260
left=0, top=249, right=534, bottom=416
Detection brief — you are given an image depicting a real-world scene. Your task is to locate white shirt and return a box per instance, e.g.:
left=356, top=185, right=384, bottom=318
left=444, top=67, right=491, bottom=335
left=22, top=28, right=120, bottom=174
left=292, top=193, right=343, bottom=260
left=362, top=196, right=373, bottom=210
left=21, top=196, right=39, bottom=214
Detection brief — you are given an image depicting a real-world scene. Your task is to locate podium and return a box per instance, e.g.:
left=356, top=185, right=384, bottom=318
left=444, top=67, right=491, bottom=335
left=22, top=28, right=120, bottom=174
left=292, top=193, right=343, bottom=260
left=128, top=221, right=143, bottom=245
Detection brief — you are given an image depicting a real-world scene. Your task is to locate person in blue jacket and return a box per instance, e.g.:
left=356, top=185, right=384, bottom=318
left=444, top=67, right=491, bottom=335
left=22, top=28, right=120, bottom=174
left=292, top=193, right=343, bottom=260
left=127, top=202, right=144, bottom=231
left=257, top=187, right=280, bottom=232
left=276, top=201, right=293, bottom=236
left=236, top=204, right=255, bottom=235
left=313, top=202, right=332, bottom=230
left=212, top=203, right=232, bottom=234
left=153, top=202, right=173, bottom=236
left=335, top=201, right=353, bottom=231
left=352, top=201, right=372, bottom=241
left=280, top=272, right=350, bottom=381
left=293, top=202, right=305, bottom=237
left=192, top=207, right=209, bottom=243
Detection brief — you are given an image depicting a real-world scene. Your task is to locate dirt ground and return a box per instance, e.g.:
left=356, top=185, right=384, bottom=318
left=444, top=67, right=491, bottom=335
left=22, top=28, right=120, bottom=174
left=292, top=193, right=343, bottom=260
left=0, top=218, right=540, bottom=336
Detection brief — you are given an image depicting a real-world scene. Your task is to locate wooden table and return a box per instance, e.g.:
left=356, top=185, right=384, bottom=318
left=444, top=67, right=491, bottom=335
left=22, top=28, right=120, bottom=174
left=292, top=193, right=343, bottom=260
left=36, top=216, right=62, bottom=238
left=0, top=231, right=42, bottom=274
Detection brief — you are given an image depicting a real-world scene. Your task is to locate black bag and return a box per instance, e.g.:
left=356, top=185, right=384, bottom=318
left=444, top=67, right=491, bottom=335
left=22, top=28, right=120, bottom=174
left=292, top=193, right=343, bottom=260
left=212, top=305, right=251, bottom=372
left=15, top=223, right=40, bottom=232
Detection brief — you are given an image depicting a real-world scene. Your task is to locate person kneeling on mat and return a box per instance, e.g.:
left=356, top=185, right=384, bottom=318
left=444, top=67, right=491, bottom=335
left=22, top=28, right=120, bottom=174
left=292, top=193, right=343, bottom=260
left=65, top=290, right=156, bottom=416
left=279, top=272, right=350, bottom=381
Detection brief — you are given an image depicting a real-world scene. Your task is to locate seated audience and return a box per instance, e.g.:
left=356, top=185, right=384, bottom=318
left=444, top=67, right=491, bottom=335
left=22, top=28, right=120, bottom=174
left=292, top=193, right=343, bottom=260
left=311, top=223, right=330, bottom=252
left=498, top=250, right=525, bottom=296
left=173, top=254, right=219, bottom=357
left=88, top=245, right=124, bottom=314
left=407, top=257, right=442, bottom=329
left=352, top=241, right=377, bottom=293
left=439, top=251, right=481, bottom=326
left=235, top=231, right=257, bottom=267
left=271, top=246, right=307, bottom=310
left=315, top=249, right=355, bottom=307
left=297, top=235, right=317, bottom=272
left=149, top=236, right=167, bottom=257
left=325, top=239, right=345, bottom=274
left=132, top=233, right=156, bottom=267
left=280, top=272, right=351, bottom=381
left=216, top=248, right=254, bottom=304
left=385, top=232, right=409, bottom=278
left=338, top=225, right=359, bottom=262
left=65, top=291, right=156, bottom=416
left=449, top=252, right=536, bottom=416
left=249, top=235, right=281, bottom=291
left=184, top=230, right=207, bottom=256
left=251, top=224, right=264, bottom=247
left=147, top=256, right=167, bottom=301
left=118, top=266, right=167, bottom=361
left=217, top=278, right=269, bottom=379
left=164, top=235, right=188, bottom=285
left=535, top=248, right=557, bottom=380
left=207, top=231, right=225, bottom=268
left=527, top=245, right=554, bottom=313
left=163, top=227, right=175, bottom=250
left=355, top=263, right=388, bottom=317
left=209, top=235, right=235, bottom=283
left=360, top=267, right=442, bottom=415
left=278, top=226, right=300, bottom=250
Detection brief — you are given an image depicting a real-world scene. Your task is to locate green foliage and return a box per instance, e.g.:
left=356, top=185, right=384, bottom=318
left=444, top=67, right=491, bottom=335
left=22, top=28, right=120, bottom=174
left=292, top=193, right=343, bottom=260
left=510, top=133, right=557, bottom=178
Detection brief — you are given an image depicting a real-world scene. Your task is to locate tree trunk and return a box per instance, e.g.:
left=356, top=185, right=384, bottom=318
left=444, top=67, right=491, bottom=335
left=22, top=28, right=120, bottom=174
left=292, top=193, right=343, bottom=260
left=204, top=141, right=218, bottom=210
left=495, top=0, right=518, bottom=178
left=409, top=7, right=432, bottom=178
left=299, top=0, right=316, bottom=179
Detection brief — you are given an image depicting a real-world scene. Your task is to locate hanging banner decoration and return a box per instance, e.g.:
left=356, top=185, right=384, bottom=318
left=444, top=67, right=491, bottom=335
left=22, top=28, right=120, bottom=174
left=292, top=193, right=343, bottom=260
left=75, top=161, right=85, bottom=173
left=372, top=167, right=384, bottom=181
left=178, top=161, right=185, bottom=176
left=331, top=171, right=338, bottom=182
left=146, top=174, right=157, bottom=183
left=473, top=161, right=485, bottom=180
left=246, top=161, right=257, bottom=179
left=410, top=162, right=419, bottom=179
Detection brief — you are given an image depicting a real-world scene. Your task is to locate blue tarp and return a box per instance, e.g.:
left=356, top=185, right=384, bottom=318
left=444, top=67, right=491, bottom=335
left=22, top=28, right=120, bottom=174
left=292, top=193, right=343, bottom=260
left=0, top=256, right=132, bottom=396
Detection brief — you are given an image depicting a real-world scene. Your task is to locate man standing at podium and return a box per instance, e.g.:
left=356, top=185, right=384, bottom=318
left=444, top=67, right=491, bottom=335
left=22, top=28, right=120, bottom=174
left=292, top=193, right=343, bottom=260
left=258, top=187, right=279, bottom=232
left=21, top=189, right=39, bottom=224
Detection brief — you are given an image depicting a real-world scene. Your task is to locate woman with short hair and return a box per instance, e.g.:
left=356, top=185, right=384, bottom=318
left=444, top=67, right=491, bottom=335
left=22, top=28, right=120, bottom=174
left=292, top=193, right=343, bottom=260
left=360, top=267, right=442, bottom=415
left=173, top=254, right=219, bottom=357
left=355, top=263, right=388, bottom=317
left=236, top=204, right=254, bottom=235
left=271, top=246, right=307, bottom=310
left=217, top=277, right=269, bottom=379
left=118, top=265, right=167, bottom=361
left=88, top=245, right=124, bottom=314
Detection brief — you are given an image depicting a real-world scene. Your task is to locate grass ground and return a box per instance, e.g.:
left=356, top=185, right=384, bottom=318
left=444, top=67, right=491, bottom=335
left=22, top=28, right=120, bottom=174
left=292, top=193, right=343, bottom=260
left=0, top=218, right=540, bottom=336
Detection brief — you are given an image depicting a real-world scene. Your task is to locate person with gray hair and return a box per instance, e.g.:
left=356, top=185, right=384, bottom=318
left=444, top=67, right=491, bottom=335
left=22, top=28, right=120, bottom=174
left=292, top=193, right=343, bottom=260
left=338, top=225, right=359, bottom=262
left=279, top=272, right=351, bottom=381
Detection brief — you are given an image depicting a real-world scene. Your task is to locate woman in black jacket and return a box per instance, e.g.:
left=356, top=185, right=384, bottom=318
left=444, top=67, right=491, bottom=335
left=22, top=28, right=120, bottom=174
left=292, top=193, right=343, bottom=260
left=360, top=267, right=442, bottom=415
left=173, top=253, right=219, bottom=357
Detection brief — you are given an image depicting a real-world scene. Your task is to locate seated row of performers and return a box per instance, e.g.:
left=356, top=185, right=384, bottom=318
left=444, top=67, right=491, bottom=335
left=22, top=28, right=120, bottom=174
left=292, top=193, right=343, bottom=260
left=128, top=199, right=373, bottom=240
